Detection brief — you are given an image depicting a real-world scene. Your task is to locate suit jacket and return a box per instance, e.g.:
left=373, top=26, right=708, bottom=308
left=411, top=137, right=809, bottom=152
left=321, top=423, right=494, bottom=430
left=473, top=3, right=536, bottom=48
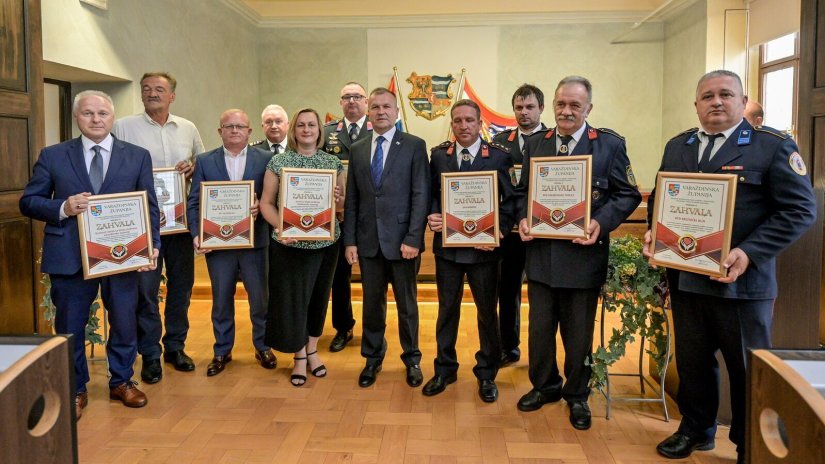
left=650, top=120, right=816, bottom=299
left=343, top=131, right=430, bottom=260
left=187, top=146, right=271, bottom=249
left=429, top=140, right=519, bottom=264
left=20, top=136, right=160, bottom=275
left=492, top=123, right=546, bottom=165
left=518, top=123, right=642, bottom=289
left=323, top=119, right=372, bottom=160
left=250, top=139, right=282, bottom=154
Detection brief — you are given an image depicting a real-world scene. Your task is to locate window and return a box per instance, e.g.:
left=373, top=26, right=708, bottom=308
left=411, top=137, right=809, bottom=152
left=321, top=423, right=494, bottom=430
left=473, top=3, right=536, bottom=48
left=759, top=32, right=799, bottom=136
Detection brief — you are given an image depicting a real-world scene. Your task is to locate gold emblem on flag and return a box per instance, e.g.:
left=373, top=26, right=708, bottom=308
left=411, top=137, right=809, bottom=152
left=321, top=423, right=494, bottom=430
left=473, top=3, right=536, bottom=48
left=407, top=72, right=455, bottom=121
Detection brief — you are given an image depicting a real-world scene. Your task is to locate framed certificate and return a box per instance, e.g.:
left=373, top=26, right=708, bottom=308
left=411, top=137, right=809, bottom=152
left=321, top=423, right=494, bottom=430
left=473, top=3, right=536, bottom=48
left=527, top=155, right=592, bottom=239
left=77, top=191, right=154, bottom=279
left=279, top=168, right=336, bottom=241
left=649, top=172, right=737, bottom=277
left=199, top=180, right=255, bottom=250
left=441, top=171, right=499, bottom=247
left=153, top=168, right=188, bottom=235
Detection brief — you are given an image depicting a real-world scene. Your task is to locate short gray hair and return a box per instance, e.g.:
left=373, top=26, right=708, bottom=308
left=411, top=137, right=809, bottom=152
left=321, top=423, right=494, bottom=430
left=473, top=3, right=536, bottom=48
left=696, top=70, right=744, bottom=97
left=556, top=76, right=593, bottom=102
left=260, top=104, right=288, bottom=120
left=72, top=90, right=114, bottom=115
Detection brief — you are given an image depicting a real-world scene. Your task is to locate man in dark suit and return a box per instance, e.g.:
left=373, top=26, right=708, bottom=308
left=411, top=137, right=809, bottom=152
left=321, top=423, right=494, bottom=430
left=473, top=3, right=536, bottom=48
left=517, top=76, right=641, bottom=430
left=323, top=82, right=372, bottom=352
left=423, top=99, right=519, bottom=402
left=252, top=104, right=288, bottom=154
left=20, top=90, right=161, bottom=418
left=644, top=70, right=816, bottom=464
left=343, top=87, right=429, bottom=388
left=491, top=84, right=546, bottom=368
left=187, top=109, right=277, bottom=377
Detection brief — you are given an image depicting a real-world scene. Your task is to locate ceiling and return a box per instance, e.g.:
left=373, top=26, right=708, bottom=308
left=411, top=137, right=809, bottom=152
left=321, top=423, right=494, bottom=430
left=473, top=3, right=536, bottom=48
left=222, top=0, right=697, bottom=28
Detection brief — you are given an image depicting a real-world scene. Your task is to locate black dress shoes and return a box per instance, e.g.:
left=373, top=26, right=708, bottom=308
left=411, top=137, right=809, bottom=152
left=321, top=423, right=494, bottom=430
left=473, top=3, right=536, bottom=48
left=517, top=389, right=562, bottom=411
left=656, top=432, right=715, bottom=459
left=255, top=349, right=277, bottom=369
left=329, top=329, right=353, bottom=352
left=568, top=401, right=592, bottom=430
left=358, top=363, right=382, bottom=387
left=207, top=354, right=232, bottom=377
left=406, top=365, right=423, bottom=387
left=478, top=379, right=498, bottom=403
left=422, top=373, right=457, bottom=396
left=140, top=358, right=162, bottom=384
left=498, top=351, right=520, bottom=367
left=163, top=350, right=195, bottom=372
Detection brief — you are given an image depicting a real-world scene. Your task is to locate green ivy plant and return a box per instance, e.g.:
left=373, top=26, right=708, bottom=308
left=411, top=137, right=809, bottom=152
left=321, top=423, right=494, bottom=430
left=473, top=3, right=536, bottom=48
left=588, top=235, right=670, bottom=391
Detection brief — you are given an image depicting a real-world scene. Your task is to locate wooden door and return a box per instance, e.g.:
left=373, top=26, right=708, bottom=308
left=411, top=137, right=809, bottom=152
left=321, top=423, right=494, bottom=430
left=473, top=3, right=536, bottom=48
left=0, top=0, right=44, bottom=334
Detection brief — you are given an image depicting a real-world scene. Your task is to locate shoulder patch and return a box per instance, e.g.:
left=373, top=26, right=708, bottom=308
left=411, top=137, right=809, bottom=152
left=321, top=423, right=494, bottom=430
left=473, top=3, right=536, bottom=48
left=670, top=127, right=699, bottom=141
left=754, top=126, right=790, bottom=140
left=430, top=141, right=452, bottom=152
left=789, top=152, right=807, bottom=175
left=250, top=140, right=263, bottom=146
left=488, top=141, right=510, bottom=154
left=596, top=127, right=625, bottom=141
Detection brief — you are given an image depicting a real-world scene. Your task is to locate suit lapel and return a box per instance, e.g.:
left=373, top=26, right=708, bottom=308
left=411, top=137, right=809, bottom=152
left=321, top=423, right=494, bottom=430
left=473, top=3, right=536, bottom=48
left=99, top=138, right=125, bottom=193
left=241, top=148, right=257, bottom=180
left=706, top=121, right=749, bottom=172
left=470, top=144, right=489, bottom=172
left=68, top=138, right=95, bottom=192
left=214, top=148, right=231, bottom=181
left=570, top=124, right=592, bottom=156
left=379, top=132, right=402, bottom=186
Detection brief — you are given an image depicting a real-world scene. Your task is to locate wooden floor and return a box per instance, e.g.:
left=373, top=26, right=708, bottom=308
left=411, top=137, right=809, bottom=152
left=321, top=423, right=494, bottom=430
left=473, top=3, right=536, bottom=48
left=77, top=275, right=738, bottom=463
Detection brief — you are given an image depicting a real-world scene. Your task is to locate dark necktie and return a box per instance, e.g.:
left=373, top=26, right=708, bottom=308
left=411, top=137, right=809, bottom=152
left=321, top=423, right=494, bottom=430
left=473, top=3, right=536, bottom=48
left=89, top=145, right=104, bottom=194
left=521, top=134, right=529, bottom=157
left=371, top=135, right=385, bottom=186
left=698, top=133, right=723, bottom=171
left=557, top=135, right=573, bottom=156
left=272, top=144, right=280, bottom=154
left=349, top=123, right=358, bottom=141
left=460, top=148, right=472, bottom=172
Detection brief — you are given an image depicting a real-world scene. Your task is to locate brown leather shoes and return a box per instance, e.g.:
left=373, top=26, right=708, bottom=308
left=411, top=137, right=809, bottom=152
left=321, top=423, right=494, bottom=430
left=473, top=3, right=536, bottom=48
left=109, top=381, right=148, bottom=408
left=255, top=349, right=277, bottom=369
left=75, top=392, right=88, bottom=420
left=207, top=354, right=232, bottom=376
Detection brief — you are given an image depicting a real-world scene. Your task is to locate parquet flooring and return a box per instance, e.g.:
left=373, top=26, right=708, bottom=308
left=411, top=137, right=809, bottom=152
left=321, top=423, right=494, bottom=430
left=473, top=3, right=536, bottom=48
left=76, top=259, right=738, bottom=463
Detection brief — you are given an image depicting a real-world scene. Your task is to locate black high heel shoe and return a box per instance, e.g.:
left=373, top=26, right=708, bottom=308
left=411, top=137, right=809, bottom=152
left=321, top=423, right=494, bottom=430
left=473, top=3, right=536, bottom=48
left=307, top=350, right=327, bottom=377
left=291, top=356, right=307, bottom=387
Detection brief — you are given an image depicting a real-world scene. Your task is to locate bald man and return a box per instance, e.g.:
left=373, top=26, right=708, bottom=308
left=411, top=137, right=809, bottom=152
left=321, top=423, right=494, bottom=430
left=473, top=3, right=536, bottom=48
left=744, top=100, right=764, bottom=127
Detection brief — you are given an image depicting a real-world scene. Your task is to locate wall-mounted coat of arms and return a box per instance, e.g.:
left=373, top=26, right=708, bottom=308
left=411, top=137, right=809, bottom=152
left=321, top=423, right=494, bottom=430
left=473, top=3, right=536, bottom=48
left=406, top=72, right=455, bottom=121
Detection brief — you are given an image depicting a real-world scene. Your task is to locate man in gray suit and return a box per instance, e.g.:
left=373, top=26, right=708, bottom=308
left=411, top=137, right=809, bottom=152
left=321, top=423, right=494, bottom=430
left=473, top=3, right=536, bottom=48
left=343, top=87, right=429, bottom=388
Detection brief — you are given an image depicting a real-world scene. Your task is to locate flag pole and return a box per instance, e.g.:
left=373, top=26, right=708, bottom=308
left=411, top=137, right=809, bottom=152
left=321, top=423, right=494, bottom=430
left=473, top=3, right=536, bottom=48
left=446, top=68, right=467, bottom=140
left=393, top=66, right=409, bottom=132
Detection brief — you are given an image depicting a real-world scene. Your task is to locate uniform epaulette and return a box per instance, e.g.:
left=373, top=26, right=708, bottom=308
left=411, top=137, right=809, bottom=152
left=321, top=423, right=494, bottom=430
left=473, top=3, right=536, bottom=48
left=534, top=127, right=552, bottom=135
left=670, top=128, right=699, bottom=141
left=324, top=119, right=340, bottom=126
left=431, top=141, right=452, bottom=152
left=488, top=141, right=510, bottom=153
left=250, top=140, right=263, bottom=146
left=753, top=126, right=790, bottom=140
left=596, top=127, right=625, bottom=141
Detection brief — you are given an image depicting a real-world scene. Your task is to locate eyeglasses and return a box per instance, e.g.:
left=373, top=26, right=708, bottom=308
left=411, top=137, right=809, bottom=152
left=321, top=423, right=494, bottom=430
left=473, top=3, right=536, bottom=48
left=220, top=124, right=249, bottom=131
left=341, top=94, right=366, bottom=102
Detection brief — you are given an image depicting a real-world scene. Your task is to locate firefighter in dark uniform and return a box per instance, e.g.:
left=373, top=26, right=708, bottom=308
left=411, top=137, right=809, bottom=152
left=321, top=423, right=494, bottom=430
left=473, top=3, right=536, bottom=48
left=323, top=82, right=372, bottom=353
left=491, top=83, right=547, bottom=368
left=645, top=70, right=816, bottom=464
left=423, top=99, right=519, bottom=403
left=516, top=76, right=641, bottom=431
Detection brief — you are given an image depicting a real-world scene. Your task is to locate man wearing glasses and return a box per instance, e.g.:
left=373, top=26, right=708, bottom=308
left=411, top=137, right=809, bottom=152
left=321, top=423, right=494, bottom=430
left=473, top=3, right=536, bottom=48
left=187, top=109, right=276, bottom=377
left=323, top=82, right=372, bottom=353
left=252, top=104, right=289, bottom=154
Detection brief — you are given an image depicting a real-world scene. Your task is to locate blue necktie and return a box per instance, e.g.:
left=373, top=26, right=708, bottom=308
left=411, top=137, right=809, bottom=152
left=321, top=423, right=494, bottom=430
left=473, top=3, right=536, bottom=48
left=460, top=148, right=472, bottom=172
left=89, top=145, right=104, bottom=194
left=699, top=133, right=723, bottom=172
left=349, top=123, right=359, bottom=141
left=371, top=135, right=385, bottom=186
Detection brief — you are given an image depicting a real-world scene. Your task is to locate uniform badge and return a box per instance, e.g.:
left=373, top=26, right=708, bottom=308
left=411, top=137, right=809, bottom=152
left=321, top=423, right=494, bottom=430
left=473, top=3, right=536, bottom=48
left=509, top=167, right=517, bottom=186
left=592, top=190, right=601, bottom=201
left=462, top=153, right=471, bottom=162
left=481, top=145, right=489, bottom=158
left=587, top=127, right=597, bottom=140
left=789, top=152, right=807, bottom=176
left=110, top=244, right=127, bottom=259
left=333, top=146, right=341, bottom=154
left=626, top=165, right=637, bottom=187
left=558, top=145, right=568, bottom=154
